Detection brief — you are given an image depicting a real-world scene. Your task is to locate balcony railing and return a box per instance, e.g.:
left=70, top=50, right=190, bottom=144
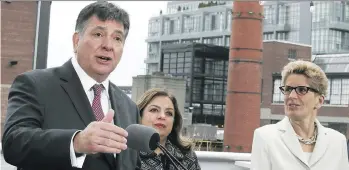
left=1, top=143, right=252, bottom=170
left=328, top=21, right=349, bottom=31
left=196, top=151, right=251, bottom=170
left=263, top=23, right=291, bottom=33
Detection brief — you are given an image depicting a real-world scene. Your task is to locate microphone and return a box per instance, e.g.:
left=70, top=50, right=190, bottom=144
left=125, top=124, right=188, bottom=170
left=125, top=124, right=159, bottom=152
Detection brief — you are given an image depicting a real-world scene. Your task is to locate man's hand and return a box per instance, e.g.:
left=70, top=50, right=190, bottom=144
left=73, top=109, right=128, bottom=154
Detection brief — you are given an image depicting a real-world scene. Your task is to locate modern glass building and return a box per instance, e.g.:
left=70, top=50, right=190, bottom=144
left=160, top=43, right=229, bottom=125
left=145, top=1, right=349, bottom=75
left=263, top=1, right=349, bottom=54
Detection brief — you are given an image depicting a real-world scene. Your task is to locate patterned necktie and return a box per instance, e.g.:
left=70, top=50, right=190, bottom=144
left=91, top=84, right=105, bottom=121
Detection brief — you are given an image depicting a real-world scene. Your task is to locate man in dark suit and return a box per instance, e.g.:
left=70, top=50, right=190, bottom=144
left=2, top=2, right=140, bottom=170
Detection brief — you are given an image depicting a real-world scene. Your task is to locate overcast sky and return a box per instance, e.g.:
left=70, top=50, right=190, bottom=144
left=47, top=1, right=167, bottom=86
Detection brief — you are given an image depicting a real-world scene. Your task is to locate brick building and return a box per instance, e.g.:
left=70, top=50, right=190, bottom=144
left=1, top=1, right=51, bottom=136
left=260, top=40, right=312, bottom=125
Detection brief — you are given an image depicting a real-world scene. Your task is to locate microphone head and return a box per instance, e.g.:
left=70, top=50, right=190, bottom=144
left=125, top=124, right=160, bottom=152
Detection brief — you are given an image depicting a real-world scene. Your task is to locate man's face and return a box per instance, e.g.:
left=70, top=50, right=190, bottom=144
left=73, top=15, right=126, bottom=82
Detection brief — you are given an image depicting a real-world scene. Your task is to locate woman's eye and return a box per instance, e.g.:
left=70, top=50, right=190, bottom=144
left=167, top=112, right=173, bottom=117
left=150, top=108, right=157, bottom=112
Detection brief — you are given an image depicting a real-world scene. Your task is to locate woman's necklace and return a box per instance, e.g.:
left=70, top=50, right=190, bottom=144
left=296, top=122, right=318, bottom=145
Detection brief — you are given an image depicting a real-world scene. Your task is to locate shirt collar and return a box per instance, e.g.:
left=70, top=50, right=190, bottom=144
left=71, top=57, right=110, bottom=93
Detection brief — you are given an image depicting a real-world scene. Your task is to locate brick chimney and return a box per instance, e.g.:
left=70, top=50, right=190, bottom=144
left=223, top=1, right=264, bottom=153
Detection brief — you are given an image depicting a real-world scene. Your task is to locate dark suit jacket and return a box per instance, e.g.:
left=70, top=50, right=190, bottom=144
left=2, top=60, right=140, bottom=170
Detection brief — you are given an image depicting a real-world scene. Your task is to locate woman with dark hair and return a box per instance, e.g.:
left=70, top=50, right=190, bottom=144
left=136, top=88, right=201, bottom=170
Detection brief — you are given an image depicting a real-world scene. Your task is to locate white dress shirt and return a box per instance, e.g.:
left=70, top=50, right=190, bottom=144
left=69, top=56, right=111, bottom=168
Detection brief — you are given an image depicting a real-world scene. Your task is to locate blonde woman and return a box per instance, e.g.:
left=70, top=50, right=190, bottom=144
left=251, top=60, right=349, bottom=170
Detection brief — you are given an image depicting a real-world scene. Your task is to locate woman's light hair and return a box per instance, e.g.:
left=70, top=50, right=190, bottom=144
left=281, top=60, right=328, bottom=96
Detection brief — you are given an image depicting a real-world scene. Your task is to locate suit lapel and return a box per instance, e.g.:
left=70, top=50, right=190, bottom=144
left=99, top=82, right=130, bottom=169
left=58, top=60, right=116, bottom=169
left=58, top=60, right=96, bottom=126
left=309, top=119, right=329, bottom=166
left=109, top=84, right=123, bottom=129
left=277, top=117, right=309, bottom=166
left=109, top=84, right=129, bottom=169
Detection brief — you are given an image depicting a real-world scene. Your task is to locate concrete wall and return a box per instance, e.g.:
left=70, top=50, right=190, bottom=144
left=298, top=1, right=312, bottom=45
left=131, top=74, right=186, bottom=115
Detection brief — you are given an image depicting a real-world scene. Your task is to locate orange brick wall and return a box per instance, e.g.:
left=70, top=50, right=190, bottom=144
left=1, top=1, right=37, bottom=137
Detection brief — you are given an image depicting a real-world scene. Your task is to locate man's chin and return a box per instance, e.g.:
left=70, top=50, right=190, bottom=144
left=95, top=68, right=114, bottom=76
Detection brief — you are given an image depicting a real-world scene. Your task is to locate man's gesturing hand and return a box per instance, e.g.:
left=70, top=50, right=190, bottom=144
left=73, top=109, right=128, bottom=154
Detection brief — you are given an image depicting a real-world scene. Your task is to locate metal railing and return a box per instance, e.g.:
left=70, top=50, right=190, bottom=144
left=196, top=151, right=251, bottom=170
left=1, top=143, right=252, bottom=170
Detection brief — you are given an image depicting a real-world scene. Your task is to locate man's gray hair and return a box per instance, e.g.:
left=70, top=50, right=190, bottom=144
left=75, top=1, right=130, bottom=38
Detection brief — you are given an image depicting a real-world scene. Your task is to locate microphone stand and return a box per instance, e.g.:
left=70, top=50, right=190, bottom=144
left=157, top=143, right=188, bottom=170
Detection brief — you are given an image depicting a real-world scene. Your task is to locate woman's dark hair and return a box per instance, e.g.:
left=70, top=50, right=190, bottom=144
left=136, top=88, right=193, bottom=153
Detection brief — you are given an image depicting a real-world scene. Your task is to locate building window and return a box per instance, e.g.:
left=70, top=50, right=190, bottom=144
left=272, top=78, right=284, bottom=103
left=192, top=79, right=201, bottom=101
left=288, top=49, right=297, bottom=59
left=211, top=15, right=216, bottom=30
left=225, top=36, right=230, bottom=47
left=277, top=32, right=289, bottom=40
left=162, top=51, right=192, bottom=75
left=148, top=20, right=160, bottom=36
left=263, top=33, right=273, bottom=40
left=204, top=59, right=226, bottom=77
left=204, top=14, right=211, bottom=31
left=227, top=12, right=232, bottom=31
left=184, top=16, right=194, bottom=33
left=263, top=5, right=275, bottom=25
left=193, top=16, right=201, bottom=32
left=203, top=79, right=224, bottom=102
left=163, top=21, right=170, bottom=35
left=193, top=58, right=202, bottom=73
left=163, top=53, right=170, bottom=73
left=169, top=20, right=174, bottom=34
left=345, top=1, right=349, bottom=22
left=325, top=78, right=349, bottom=105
